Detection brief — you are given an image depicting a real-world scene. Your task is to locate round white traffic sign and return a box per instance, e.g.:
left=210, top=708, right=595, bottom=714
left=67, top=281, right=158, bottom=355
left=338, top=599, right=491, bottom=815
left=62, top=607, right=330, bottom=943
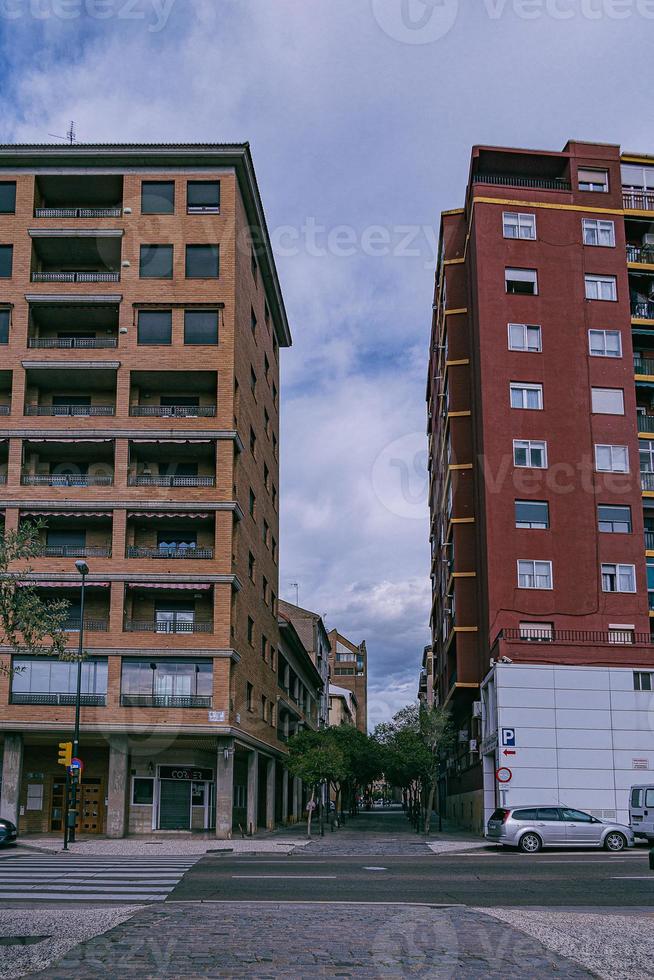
left=495, top=767, right=512, bottom=783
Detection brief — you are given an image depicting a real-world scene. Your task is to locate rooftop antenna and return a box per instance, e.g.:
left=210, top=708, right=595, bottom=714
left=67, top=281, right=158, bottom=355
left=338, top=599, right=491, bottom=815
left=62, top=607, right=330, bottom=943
left=290, top=582, right=299, bottom=606
left=48, top=121, right=77, bottom=145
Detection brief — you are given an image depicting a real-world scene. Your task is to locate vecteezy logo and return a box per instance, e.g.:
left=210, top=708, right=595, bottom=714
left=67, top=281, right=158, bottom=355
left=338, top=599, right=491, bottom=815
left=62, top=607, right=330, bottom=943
left=371, top=432, right=429, bottom=520
left=371, top=0, right=459, bottom=44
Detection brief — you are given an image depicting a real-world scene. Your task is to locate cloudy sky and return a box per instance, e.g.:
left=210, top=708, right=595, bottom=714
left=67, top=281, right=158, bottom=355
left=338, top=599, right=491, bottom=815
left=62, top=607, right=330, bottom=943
left=1, top=0, right=652, bottom=728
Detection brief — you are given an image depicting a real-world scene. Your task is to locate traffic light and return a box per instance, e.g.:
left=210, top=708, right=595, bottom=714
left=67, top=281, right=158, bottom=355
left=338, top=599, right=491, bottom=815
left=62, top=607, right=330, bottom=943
left=57, top=742, right=72, bottom=767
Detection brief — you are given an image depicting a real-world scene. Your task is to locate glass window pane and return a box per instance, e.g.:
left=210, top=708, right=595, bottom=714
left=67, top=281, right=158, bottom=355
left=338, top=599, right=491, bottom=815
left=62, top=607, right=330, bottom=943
left=186, top=245, right=219, bottom=279
left=0, top=309, right=8, bottom=344
left=0, top=182, right=16, bottom=214
left=132, top=778, right=154, bottom=804
left=184, top=310, right=218, bottom=345
left=515, top=500, right=549, bottom=528
left=187, top=181, right=220, bottom=210
left=142, top=181, right=175, bottom=215
left=140, top=245, right=173, bottom=279
left=646, top=789, right=654, bottom=806
left=137, top=310, right=172, bottom=345
left=0, top=245, right=13, bottom=278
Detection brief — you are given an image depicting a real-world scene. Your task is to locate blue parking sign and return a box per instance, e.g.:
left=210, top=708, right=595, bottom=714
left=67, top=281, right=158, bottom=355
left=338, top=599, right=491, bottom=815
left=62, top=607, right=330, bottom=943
left=501, top=728, right=516, bottom=747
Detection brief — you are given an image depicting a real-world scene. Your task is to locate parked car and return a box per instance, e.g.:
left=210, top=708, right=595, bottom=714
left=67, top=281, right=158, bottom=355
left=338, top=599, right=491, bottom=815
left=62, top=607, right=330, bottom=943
left=0, top=818, right=17, bottom=847
left=486, top=805, right=635, bottom=853
left=629, top=785, right=654, bottom=842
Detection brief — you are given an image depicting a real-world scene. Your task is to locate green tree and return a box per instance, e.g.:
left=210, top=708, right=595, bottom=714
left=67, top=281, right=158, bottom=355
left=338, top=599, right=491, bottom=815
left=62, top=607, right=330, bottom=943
left=0, top=522, right=71, bottom=672
left=286, top=729, right=347, bottom=837
left=326, top=726, right=384, bottom=815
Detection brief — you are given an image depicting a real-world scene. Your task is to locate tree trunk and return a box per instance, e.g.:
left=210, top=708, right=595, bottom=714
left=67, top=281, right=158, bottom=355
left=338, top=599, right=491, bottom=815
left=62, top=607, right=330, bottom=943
left=424, top=779, right=437, bottom=835
left=306, top=787, right=315, bottom=838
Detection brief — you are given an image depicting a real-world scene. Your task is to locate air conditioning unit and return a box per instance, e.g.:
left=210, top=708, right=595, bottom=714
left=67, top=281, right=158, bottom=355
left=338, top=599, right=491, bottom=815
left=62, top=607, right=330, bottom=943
left=472, top=701, right=482, bottom=719
left=643, top=233, right=654, bottom=246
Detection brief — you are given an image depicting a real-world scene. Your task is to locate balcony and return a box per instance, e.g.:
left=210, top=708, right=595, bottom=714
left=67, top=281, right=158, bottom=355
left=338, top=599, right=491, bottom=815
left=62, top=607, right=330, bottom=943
left=21, top=474, right=113, bottom=487
left=128, top=439, right=216, bottom=490
left=128, top=475, right=215, bottom=488
left=627, top=244, right=654, bottom=265
left=0, top=405, right=9, bottom=416
left=632, top=301, right=654, bottom=320
left=40, top=546, right=111, bottom=558
left=120, top=694, right=212, bottom=708
left=129, top=405, right=216, bottom=418
left=34, top=175, right=123, bottom=218
left=28, top=337, right=117, bottom=350
left=472, top=173, right=571, bottom=192
left=124, top=620, right=213, bottom=634
left=30, top=231, right=122, bottom=285
left=35, top=207, right=121, bottom=219
left=496, top=627, right=651, bottom=645
left=638, top=414, right=654, bottom=433
left=63, top=618, right=109, bottom=632
left=643, top=472, right=654, bottom=492
left=28, top=300, right=120, bottom=350
left=25, top=404, right=115, bottom=417
left=635, top=356, right=654, bottom=377
left=21, top=438, right=115, bottom=489
left=646, top=531, right=654, bottom=551
left=31, top=271, right=120, bottom=284
left=624, top=190, right=654, bottom=211
left=10, top=692, right=106, bottom=706
left=127, top=546, right=214, bottom=559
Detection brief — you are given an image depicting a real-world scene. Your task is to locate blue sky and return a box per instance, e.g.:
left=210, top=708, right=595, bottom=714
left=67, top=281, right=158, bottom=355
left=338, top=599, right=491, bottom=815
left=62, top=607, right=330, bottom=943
left=1, top=0, right=653, bottom=727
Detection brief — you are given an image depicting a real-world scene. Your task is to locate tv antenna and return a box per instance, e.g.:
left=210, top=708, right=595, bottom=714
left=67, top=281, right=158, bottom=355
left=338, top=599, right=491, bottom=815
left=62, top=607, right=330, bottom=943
left=48, top=121, right=77, bottom=145
left=289, top=582, right=299, bottom=606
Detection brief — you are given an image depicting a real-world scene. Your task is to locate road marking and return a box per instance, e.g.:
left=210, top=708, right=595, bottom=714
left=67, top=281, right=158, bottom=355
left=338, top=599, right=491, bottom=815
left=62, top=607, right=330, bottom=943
left=611, top=876, right=654, bottom=880
left=363, top=867, right=388, bottom=871
left=168, top=900, right=465, bottom=908
left=230, top=875, right=337, bottom=880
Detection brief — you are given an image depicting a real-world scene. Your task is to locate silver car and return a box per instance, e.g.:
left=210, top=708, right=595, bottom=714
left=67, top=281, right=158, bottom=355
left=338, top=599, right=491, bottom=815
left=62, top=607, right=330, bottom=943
left=486, top=805, right=635, bottom=853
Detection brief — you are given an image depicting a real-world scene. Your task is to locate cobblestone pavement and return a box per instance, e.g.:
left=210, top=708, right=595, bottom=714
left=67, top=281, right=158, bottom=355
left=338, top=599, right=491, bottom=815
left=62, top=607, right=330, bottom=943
left=29, top=902, right=596, bottom=979
left=294, top=809, right=438, bottom=856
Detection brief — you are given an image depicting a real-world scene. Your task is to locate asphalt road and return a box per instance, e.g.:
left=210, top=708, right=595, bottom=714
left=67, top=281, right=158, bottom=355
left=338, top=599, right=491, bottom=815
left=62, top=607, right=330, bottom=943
left=169, top=847, right=654, bottom=907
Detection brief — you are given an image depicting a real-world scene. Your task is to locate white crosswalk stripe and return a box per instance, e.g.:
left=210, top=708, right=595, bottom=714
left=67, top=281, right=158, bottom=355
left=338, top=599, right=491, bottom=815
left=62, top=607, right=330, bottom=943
left=0, top=854, right=201, bottom=902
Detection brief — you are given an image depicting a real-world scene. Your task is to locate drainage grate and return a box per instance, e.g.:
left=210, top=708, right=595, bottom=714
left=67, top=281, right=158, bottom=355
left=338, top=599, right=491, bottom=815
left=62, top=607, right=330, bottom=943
left=0, top=936, right=51, bottom=947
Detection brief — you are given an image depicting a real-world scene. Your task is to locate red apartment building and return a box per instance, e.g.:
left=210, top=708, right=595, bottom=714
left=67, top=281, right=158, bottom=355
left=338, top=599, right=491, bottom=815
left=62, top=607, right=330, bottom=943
left=428, top=140, right=654, bottom=828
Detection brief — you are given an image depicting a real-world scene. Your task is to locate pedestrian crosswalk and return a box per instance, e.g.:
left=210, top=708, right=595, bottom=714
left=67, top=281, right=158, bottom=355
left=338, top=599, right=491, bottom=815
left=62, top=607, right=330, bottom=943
left=0, top=854, right=201, bottom=903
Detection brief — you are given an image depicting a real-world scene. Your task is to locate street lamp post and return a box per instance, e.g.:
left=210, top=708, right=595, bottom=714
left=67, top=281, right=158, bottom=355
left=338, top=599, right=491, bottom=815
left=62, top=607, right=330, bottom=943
left=68, top=559, right=89, bottom=843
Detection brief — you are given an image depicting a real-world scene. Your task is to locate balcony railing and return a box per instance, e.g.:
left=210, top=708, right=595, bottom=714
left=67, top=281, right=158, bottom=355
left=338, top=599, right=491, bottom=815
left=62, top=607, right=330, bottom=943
left=642, top=472, right=654, bottom=492
left=62, top=618, right=109, bottom=632
left=497, top=627, right=651, bottom=645
left=31, top=271, right=120, bottom=283
left=28, top=337, right=118, bottom=349
left=127, top=475, right=216, bottom=488
left=120, top=694, right=212, bottom=708
left=34, top=207, right=122, bottom=218
left=635, top=357, right=654, bottom=377
left=127, top=546, right=214, bottom=559
left=21, top=474, right=114, bottom=487
left=11, top=692, right=106, bottom=706
left=129, top=405, right=217, bottom=418
left=632, top=301, right=654, bottom=320
left=638, top=414, right=654, bottom=432
left=40, top=546, right=111, bottom=558
left=624, top=190, right=654, bottom=211
left=0, top=475, right=6, bottom=485
left=124, top=619, right=213, bottom=634
left=24, top=405, right=115, bottom=417
left=646, top=531, right=654, bottom=551
left=472, top=173, right=571, bottom=192
left=627, top=244, right=654, bottom=265
left=0, top=406, right=9, bottom=415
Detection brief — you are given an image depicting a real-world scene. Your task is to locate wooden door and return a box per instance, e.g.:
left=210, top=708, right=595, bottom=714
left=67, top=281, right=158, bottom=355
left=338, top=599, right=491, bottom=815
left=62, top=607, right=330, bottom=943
left=77, top=778, right=105, bottom=834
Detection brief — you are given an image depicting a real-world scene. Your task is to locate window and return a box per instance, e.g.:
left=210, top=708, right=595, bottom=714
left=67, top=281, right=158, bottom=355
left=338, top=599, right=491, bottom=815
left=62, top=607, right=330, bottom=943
left=140, top=244, right=173, bottom=279
left=0, top=182, right=16, bottom=214
left=517, top=560, right=553, bottom=589
left=246, top=681, right=253, bottom=711
left=184, top=310, right=218, bottom=345
left=512, top=808, right=539, bottom=820
left=601, top=563, right=636, bottom=593
left=589, top=329, right=621, bottom=358
left=641, top=440, right=654, bottom=473
left=510, top=383, right=543, bottom=410
left=187, top=181, right=220, bottom=214
left=263, top=519, right=270, bottom=547
left=11, top=657, right=108, bottom=698
left=251, top=250, right=258, bottom=280
left=608, top=625, right=635, bottom=644
left=622, top=164, right=654, bottom=191
left=251, top=368, right=257, bottom=398
left=185, top=244, right=219, bottom=279
left=141, top=181, right=175, bottom=214
left=26, top=783, right=44, bottom=811
left=582, top=218, right=615, bottom=247
left=272, top=484, right=277, bottom=510
left=0, top=308, right=9, bottom=344
left=262, top=576, right=269, bottom=605
left=648, top=559, right=654, bottom=610
left=598, top=504, right=631, bottom=533
left=595, top=444, right=629, bottom=473
left=261, top=634, right=268, bottom=661
left=247, top=617, right=254, bottom=646
left=132, top=778, right=154, bottom=805
left=591, top=387, right=624, bottom=415
left=264, top=355, right=270, bottom=382
left=578, top=168, right=609, bottom=192
left=137, top=310, right=172, bottom=345
left=515, top=500, right=549, bottom=529
left=249, top=488, right=256, bottom=518
left=634, top=671, right=654, bottom=691
left=561, top=808, right=593, bottom=823
left=248, top=551, right=255, bottom=581
left=271, top=537, right=278, bottom=562
left=585, top=274, right=617, bottom=301
left=505, top=268, right=538, bottom=295
left=250, top=427, right=257, bottom=456
left=631, top=788, right=644, bottom=807
left=264, top=408, right=270, bottom=437
left=263, top=462, right=270, bottom=491
left=251, top=308, right=257, bottom=336
left=519, top=622, right=553, bottom=641
left=0, top=245, right=13, bottom=278
left=508, top=322, right=541, bottom=352
left=272, top=382, right=278, bottom=405
left=513, top=439, right=547, bottom=468
left=503, top=212, right=536, bottom=240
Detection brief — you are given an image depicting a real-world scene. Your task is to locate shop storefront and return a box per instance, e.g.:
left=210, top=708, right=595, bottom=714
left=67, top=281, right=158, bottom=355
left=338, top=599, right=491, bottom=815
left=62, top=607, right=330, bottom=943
left=131, top=764, right=215, bottom=832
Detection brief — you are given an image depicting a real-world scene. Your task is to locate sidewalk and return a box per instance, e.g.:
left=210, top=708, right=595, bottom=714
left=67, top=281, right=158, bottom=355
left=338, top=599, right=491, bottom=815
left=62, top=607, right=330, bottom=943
left=13, top=830, right=313, bottom=857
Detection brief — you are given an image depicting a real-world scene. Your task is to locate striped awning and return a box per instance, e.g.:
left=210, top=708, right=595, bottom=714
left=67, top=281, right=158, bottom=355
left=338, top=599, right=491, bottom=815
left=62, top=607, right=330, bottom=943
left=128, top=512, right=211, bottom=519
left=22, top=510, right=111, bottom=517
left=127, top=582, right=212, bottom=591
left=129, top=439, right=211, bottom=444
left=20, top=580, right=111, bottom=588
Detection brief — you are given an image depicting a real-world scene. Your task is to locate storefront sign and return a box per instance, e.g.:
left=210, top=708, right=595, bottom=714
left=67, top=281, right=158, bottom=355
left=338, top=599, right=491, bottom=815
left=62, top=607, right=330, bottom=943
left=158, top=766, right=213, bottom=782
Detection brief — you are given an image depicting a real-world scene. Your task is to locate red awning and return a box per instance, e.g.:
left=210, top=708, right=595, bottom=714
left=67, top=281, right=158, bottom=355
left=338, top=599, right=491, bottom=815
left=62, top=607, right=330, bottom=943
left=20, top=580, right=111, bottom=588
left=24, top=438, right=112, bottom=444
left=129, top=439, right=211, bottom=445
left=22, top=510, right=111, bottom=518
left=127, top=511, right=211, bottom=519
left=127, top=582, right=212, bottom=591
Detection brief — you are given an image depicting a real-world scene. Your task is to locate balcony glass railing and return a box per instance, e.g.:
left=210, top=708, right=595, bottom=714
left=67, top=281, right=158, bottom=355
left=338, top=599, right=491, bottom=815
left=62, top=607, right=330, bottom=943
left=129, top=405, right=217, bottom=418
left=124, top=619, right=213, bottom=634
left=627, top=244, right=654, bottom=265
left=40, top=546, right=111, bottom=558
left=34, top=207, right=122, bottom=218
left=120, top=694, right=212, bottom=708
left=24, top=405, right=115, bottom=417
left=127, top=475, right=215, bottom=488
left=28, top=337, right=118, bottom=349
left=126, top=546, right=214, bottom=559
left=10, top=692, right=106, bottom=706
left=624, top=190, right=654, bottom=211
left=21, top=474, right=114, bottom=487
left=497, top=627, right=651, bottom=645
left=31, top=271, right=120, bottom=283
left=642, top=472, right=654, bottom=492
left=632, top=301, right=654, bottom=319
left=472, top=173, right=571, bottom=191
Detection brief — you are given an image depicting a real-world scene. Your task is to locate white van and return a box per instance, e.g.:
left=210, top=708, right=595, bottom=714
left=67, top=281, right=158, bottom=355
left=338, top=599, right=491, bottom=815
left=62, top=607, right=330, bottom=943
left=629, top=785, right=654, bottom=841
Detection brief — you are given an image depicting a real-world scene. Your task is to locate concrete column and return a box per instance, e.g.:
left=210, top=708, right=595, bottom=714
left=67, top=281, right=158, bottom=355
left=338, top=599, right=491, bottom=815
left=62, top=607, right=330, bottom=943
left=265, top=757, right=275, bottom=831
left=292, top=776, right=300, bottom=822
left=281, top=767, right=289, bottom=823
left=215, top=738, right=234, bottom=839
left=0, top=734, right=23, bottom=825
left=246, top=749, right=258, bottom=835
left=106, top=735, right=129, bottom=838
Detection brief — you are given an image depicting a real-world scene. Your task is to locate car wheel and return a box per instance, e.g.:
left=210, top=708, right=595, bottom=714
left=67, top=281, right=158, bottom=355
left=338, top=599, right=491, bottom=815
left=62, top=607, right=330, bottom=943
left=519, top=832, right=542, bottom=854
left=604, top=831, right=627, bottom=852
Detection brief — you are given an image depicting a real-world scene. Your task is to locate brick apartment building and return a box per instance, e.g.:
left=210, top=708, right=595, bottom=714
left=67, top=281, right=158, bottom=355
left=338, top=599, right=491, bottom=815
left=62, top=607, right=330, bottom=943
left=428, top=140, right=654, bottom=829
left=0, top=142, right=321, bottom=838
left=277, top=600, right=331, bottom=728
left=327, top=629, right=367, bottom=732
